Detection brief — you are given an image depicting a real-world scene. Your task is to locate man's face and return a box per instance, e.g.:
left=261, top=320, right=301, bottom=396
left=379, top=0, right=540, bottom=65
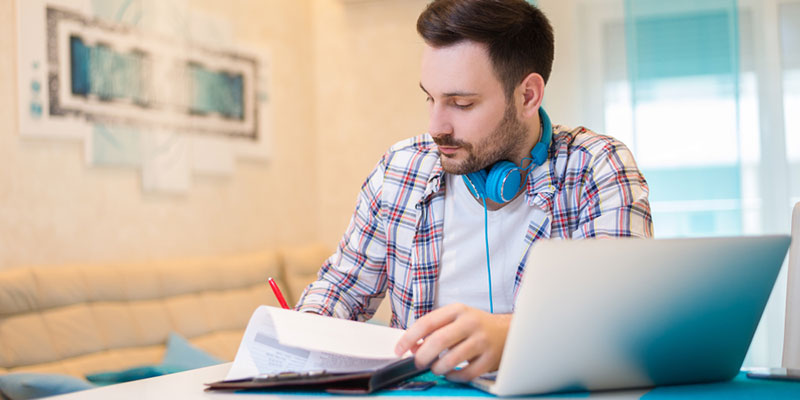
left=420, top=41, right=528, bottom=175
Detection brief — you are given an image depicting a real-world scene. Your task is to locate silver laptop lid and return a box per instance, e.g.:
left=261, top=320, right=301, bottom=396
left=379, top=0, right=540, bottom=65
left=489, top=236, right=791, bottom=396
left=783, top=204, right=800, bottom=368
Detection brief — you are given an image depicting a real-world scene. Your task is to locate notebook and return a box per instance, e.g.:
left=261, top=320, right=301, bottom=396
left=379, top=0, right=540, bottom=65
left=204, top=306, right=427, bottom=394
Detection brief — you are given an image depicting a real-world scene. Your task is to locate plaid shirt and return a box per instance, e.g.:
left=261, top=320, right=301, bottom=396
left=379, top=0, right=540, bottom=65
left=296, top=125, right=653, bottom=328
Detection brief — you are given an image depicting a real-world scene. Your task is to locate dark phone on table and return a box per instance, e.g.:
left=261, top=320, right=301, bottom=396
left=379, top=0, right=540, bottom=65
left=746, top=368, right=800, bottom=382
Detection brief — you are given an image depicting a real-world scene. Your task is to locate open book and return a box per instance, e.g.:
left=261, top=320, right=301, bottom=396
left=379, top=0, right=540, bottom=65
left=205, top=306, right=426, bottom=394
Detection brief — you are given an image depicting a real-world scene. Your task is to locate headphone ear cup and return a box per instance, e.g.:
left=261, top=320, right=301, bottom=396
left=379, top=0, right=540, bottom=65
left=485, top=161, right=522, bottom=203
left=463, top=169, right=489, bottom=199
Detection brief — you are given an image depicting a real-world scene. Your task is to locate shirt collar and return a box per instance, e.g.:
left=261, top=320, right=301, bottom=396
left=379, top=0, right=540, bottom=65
left=421, top=159, right=445, bottom=202
left=525, top=155, right=557, bottom=211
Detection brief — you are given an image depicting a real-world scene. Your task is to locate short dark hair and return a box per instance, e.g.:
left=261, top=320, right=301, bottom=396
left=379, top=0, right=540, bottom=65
left=417, top=0, right=555, bottom=99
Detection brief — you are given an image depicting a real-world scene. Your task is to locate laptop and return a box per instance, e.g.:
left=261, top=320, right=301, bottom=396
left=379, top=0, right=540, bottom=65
left=782, top=203, right=800, bottom=368
left=471, top=235, right=791, bottom=396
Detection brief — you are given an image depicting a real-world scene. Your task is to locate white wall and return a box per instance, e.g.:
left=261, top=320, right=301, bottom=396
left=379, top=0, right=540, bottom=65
left=0, top=0, right=613, bottom=267
left=312, top=0, right=431, bottom=245
left=0, top=0, right=319, bottom=268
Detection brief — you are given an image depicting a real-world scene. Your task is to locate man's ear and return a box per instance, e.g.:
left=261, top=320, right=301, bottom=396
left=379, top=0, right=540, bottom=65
left=518, top=72, right=545, bottom=118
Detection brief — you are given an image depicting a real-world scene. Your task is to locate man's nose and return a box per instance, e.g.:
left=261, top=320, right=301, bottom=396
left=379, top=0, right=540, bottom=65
left=428, top=106, right=453, bottom=137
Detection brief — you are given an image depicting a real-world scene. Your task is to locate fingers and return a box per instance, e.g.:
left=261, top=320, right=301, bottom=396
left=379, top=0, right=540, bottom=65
left=412, top=316, right=475, bottom=369
left=395, top=304, right=508, bottom=378
left=430, top=311, right=509, bottom=378
left=429, top=334, right=486, bottom=375
left=445, top=352, right=494, bottom=382
left=394, top=304, right=465, bottom=356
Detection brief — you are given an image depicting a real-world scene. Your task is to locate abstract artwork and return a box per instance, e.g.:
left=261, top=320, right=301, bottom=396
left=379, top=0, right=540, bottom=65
left=17, top=0, right=271, bottom=192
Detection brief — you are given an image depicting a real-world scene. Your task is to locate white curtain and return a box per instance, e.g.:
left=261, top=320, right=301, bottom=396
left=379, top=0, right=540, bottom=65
left=578, top=0, right=799, bottom=368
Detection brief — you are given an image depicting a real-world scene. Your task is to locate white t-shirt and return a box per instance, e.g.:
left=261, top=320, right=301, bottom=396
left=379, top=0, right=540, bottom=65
left=435, top=173, right=535, bottom=314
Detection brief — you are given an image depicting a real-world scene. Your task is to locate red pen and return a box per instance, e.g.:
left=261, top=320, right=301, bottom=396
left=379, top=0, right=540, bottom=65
left=268, top=277, right=290, bottom=309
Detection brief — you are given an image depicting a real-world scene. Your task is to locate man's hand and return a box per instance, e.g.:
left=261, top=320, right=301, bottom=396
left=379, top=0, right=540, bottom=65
left=394, top=303, right=511, bottom=382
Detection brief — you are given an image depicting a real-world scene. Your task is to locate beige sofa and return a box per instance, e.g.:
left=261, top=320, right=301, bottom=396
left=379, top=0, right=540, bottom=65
left=0, top=244, right=332, bottom=378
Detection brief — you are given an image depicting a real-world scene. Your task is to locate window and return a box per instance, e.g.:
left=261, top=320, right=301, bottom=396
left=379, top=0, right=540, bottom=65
left=580, top=0, right=797, bottom=368
left=608, top=2, right=751, bottom=238
left=782, top=2, right=800, bottom=207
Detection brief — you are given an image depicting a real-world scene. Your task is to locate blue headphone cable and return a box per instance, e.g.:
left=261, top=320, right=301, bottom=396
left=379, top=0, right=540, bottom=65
left=465, top=107, right=551, bottom=314
left=482, top=196, right=494, bottom=314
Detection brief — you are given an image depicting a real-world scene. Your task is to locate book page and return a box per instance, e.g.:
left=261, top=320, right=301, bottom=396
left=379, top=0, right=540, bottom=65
left=225, top=306, right=408, bottom=380
left=269, top=306, right=409, bottom=359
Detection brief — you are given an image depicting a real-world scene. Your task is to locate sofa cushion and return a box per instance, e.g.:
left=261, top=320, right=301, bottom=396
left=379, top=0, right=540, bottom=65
left=0, top=314, right=58, bottom=367
left=163, top=294, right=210, bottom=338
left=41, top=305, right=105, bottom=359
left=84, top=332, right=221, bottom=386
left=33, top=266, right=89, bottom=310
left=188, top=330, right=243, bottom=361
left=88, top=302, right=139, bottom=349
left=0, top=269, right=38, bottom=318
left=162, top=332, right=222, bottom=370
left=158, top=260, right=220, bottom=298
left=0, top=247, right=307, bottom=377
left=59, top=347, right=162, bottom=378
left=128, top=300, right=172, bottom=346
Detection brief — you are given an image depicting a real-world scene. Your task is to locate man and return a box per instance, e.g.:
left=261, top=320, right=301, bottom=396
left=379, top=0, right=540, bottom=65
left=296, top=0, right=653, bottom=382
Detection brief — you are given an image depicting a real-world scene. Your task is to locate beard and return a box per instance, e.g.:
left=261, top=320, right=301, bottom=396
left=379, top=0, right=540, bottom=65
left=434, top=103, right=528, bottom=175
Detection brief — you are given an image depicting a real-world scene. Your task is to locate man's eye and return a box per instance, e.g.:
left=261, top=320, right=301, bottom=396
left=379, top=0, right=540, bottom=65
left=454, top=103, right=473, bottom=110
left=425, top=96, right=433, bottom=103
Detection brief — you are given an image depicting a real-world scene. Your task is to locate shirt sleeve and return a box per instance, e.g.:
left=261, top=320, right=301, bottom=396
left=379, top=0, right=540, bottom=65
left=294, top=156, right=389, bottom=321
left=573, top=139, right=654, bottom=239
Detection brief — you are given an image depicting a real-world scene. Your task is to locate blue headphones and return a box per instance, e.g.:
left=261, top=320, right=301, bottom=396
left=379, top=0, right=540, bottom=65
left=463, top=107, right=553, bottom=204
left=458, top=107, right=552, bottom=314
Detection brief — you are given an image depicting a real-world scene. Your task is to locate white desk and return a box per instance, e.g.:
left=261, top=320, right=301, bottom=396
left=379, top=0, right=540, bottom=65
left=47, top=364, right=242, bottom=400
left=45, top=362, right=646, bottom=400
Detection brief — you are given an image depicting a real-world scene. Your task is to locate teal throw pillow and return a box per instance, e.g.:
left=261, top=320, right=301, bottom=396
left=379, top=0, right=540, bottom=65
left=161, top=332, right=223, bottom=370
left=0, top=373, right=95, bottom=400
left=85, top=365, right=184, bottom=386
left=85, top=332, right=223, bottom=386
